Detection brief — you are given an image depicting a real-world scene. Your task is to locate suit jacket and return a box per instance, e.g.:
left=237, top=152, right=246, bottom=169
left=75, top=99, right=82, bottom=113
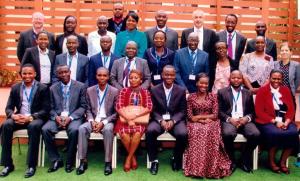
left=53, top=52, right=89, bottom=84
left=5, top=81, right=50, bottom=120
left=150, top=83, right=187, bottom=123
left=49, top=80, right=87, bottom=121
left=107, top=18, right=126, bottom=34
left=174, top=47, right=209, bottom=93
left=86, top=84, right=119, bottom=124
left=54, top=33, right=88, bottom=56
left=88, top=52, right=120, bottom=86
left=245, top=37, right=277, bottom=60
left=17, top=28, right=55, bottom=62
left=21, top=46, right=55, bottom=84
left=217, top=30, right=247, bottom=64
left=218, top=86, right=255, bottom=122
left=110, top=57, right=151, bottom=90
left=145, top=27, right=178, bottom=51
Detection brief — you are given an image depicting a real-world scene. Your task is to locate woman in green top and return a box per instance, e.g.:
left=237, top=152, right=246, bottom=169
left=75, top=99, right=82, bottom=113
left=114, top=12, right=147, bottom=58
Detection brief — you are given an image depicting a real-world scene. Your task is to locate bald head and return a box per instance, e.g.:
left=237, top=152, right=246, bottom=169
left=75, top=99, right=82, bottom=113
left=125, top=41, right=137, bottom=58
left=155, top=10, right=168, bottom=28
left=255, top=20, right=267, bottom=36
left=113, top=3, right=124, bottom=18
left=187, top=32, right=199, bottom=51
left=97, top=15, right=109, bottom=32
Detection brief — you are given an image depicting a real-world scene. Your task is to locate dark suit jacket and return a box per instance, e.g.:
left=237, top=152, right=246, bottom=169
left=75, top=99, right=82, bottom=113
left=53, top=52, right=89, bottom=84
left=54, top=33, right=88, bottom=56
left=21, top=46, right=55, bottom=84
left=150, top=83, right=186, bottom=123
left=145, top=27, right=178, bottom=51
left=5, top=81, right=50, bottom=120
left=17, top=28, right=55, bottom=62
left=245, top=37, right=277, bottom=61
left=86, top=85, right=119, bottom=123
left=88, top=52, right=120, bottom=86
left=49, top=80, right=87, bottom=121
left=107, top=18, right=126, bottom=34
left=218, top=86, right=255, bottom=122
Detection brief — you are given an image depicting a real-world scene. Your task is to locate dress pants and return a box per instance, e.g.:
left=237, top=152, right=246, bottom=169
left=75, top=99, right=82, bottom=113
left=77, top=122, right=114, bottom=162
left=1, top=118, right=44, bottom=167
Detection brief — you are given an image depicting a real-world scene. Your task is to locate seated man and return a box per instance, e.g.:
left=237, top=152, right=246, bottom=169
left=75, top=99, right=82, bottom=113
left=77, top=67, right=118, bottom=176
left=42, top=65, right=87, bottom=173
left=218, top=70, right=260, bottom=173
left=0, top=63, right=50, bottom=178
left=146, top=65, right=187, bottom=174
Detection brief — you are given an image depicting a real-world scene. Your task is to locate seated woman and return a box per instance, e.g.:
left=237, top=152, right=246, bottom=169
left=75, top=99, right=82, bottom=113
left=115, top=70, right=152, bottom=172
left=255, top=69, right=298, bottom=174
left=183, top=73, right=231, bottom=179
left=239, top=36, right=274, bottom=94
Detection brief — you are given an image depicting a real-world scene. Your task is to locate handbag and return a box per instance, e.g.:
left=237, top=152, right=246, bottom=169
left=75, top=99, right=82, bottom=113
left=119, top=105, right=150, bottom=124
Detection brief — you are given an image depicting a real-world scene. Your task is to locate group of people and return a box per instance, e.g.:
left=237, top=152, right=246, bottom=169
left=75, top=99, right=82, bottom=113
left=0, top=2, right=300, bottom=179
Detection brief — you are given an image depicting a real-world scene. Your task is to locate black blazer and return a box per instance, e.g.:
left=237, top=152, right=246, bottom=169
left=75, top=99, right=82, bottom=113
left=21, top=46, right=55, bottom=84
left=107, top=18, right=126, bottom=34
left=150, top=83, right=187, bottom=123
left=54, top=33, right=88, bottom=56
left=245, top=37, right=277, bottom=61
left=5, top=81, right=50, bottom=120
left=217, top=86, right=255, bottom=122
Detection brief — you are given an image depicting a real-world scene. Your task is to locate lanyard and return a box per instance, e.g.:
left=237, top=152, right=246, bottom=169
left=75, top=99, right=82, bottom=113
left=166, top=89, right=172, bottom=108
left=22, top=82, right=35, bottom=109
left=96, top=85, right=108, bottom=111
left=232, top=90, right=241, bottom=112
left=102, top=53, right=110, bottom=68
left=272, top=93, right=280, bottom=107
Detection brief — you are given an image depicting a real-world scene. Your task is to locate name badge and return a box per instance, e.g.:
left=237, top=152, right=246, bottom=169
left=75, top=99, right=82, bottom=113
left=162, top=114, right=171, bottom=120
left=153, top=74, right=161, bottom=80
left=275, top=117, right=283, bottom=123
left=61, top=111, right=69, bottom=118
left=232, top=112, right=243, bottom=119
left=189, top=74, right=196, bottom=80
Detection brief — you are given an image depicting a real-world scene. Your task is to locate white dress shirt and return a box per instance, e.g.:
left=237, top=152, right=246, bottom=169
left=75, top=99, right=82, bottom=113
left=38, top=46, right=51, bottom=84
left=67, top=52, right=78, bottom=81
left=194, top=26, right=204, bottom=50
left=87, top=30, right=116, bottom=57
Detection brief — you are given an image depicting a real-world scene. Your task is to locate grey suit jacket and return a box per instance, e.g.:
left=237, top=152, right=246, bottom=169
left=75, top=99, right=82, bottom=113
left=50, top=80, right=87, bottom=121
left=145, top=27, right=178, bottom=51
left=53, top=52, right=89, bottom=84
left=110, top=57, right=151, bottom=90
left=86, top=85, right=119, bottom=124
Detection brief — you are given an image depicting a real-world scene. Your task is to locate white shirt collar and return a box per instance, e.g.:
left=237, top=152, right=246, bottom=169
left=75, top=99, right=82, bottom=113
left=157, top=26, right=167, bottom=32
left=61, top=80, right=71, bottom=87
left=163, top=83, right=173, bottom=91
left=38, top=46, right=49, bottom=55
left=194, top=26, right=203, bottom=32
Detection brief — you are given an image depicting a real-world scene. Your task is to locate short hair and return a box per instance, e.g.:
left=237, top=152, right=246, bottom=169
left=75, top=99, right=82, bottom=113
left=21, top=63, right=36, bottom=72
left=32, top=12, right=44, bottom=21
left=153, top=30, right=167, bottom=41
left=96, top=67, right=109, bottom=75
left=67, top=35, right=79, bottom=42
left=129, top=69, right=143, bottom=79
left=192, top=9, right=205, bottom=18
left=97, top=15, right=108, bottom=22
left=225, top=14, right=238, bottom=22
left=36, top=31, right=49, bottom=39
left=125, top=11, right=139, bottom=23
left=270, top=69, right=283, bottom=77
left=100, top=35, right=112, bottom=42
left=162, top=65, right=175, bottom=72
left=215, top=41, right=228, bottom=48
left=279, top=42, right=292, bottom=51
left=63, top=15, right=77, bottom=32
left=56, top=64, right=70, bottom=73
left=196, top=73, right=209, bottom=82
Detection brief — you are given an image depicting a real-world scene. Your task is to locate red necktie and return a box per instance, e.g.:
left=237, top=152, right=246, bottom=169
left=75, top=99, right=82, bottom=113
left=227, top=33, right=233, bottom=59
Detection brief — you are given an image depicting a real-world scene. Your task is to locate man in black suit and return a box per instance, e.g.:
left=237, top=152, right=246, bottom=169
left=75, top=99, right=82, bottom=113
left=107, top=3, right=126, bottom=34
left=0, top=64, right=50, bottom=178
left=245, top=20, right=277, bottom=60
left=218, top=70, right=260, bottom=173
left=17, top=12, right=55, bottom=62
left=146, top=65, right=187, bottom=174
left=42, top=65, right=87, bottom=173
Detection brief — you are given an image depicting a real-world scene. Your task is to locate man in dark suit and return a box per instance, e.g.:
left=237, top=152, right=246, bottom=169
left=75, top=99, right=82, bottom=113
left=217, top=14, right=247, bottom=65
left=145, top=10, right=178, bottom=51
left=88, top=35, right=119, bottom=86
left=17, top=12, right=55, bottom=62
left=110, top=41, right=151, bottom=90
left=53, top=35, right=89, bottom=85
left=245, top=20, right=277, bottom=60
left=0, top=64, right=50, bottom=178
left=218, top=70, right=260, bottom=173
left=22, top=31, right=55, bottom=86
left=174, top=32, right=209, bottom=93
left=107, top=3, right=126, bottom=34
left=42, top=65, right=87, bottom=173
left=77, top=67, right=118, bottom=176
left=146, top=65, right=187, bottom=174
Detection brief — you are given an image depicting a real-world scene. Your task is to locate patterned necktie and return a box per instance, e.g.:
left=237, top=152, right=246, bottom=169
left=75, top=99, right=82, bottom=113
left=123, top=60, right=132, bottom=87
left=227, top=33, right=233, bottom=59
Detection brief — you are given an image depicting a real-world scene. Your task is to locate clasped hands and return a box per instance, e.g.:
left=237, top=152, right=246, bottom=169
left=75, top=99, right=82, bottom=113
left=160, top=120, right=174, bottom=132
left=191, top=115, right=213, bottom=124
left=11, top=114, right=31, bottom=125
left=229, top=117, right=249, bottom=128
left=55, top=116, right=71, bottom=129
left=273, top=119, right=289, bottom=130
left=91, top=121, right=104, bottom=133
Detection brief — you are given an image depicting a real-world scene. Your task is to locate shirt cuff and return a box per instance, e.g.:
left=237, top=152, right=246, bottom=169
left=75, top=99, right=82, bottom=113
left=88, top=119, right=93, bottom=122
left=246, top=116, right=252, bottom=122
left=69, top=116, right=74, bottom=121
left=102, top=119, right=108, bottom=125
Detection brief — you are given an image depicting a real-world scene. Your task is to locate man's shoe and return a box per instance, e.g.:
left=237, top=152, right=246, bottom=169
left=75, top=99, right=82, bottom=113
left=149, top=162, right=159, bottom=175
left=104, top=162, right=112, bottom=176
left=230, top=163, right=237, bottom=173
left=76, top=162, right=88, bottom=175
left=47, top=160, right=63, bottom=173
left=0, top=165, right=14, bottom=177
left=240, top=164, right=253, bottom=173
left=170, top=157, right=180, bottom=171
left=65, top=164, right=74, bottom=173
left=24, top=167, right=36, bottom=178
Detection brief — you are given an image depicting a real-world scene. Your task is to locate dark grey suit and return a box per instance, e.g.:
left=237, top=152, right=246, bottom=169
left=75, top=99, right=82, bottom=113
left=245, top=37, right=277, bottom=61
left=145, top=27, right=178, bottom=51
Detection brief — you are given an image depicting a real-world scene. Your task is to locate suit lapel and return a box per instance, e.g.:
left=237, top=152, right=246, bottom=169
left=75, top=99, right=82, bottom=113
left=184, top=48, right=193, bottom=72
left=119, top=58, right=126, bottom=79
left=68, top=81, right=75, bottom=111
left=203, top=29, right=209, bottom=51
left=158, top=84, right=168, bottom=108
left=227, top=87, right=234, bottom=110
left=104, top=85, right=111, bottom=114
left=76, top=54, right=81, bottom=80
left=235, top=33, right=241, bottom=56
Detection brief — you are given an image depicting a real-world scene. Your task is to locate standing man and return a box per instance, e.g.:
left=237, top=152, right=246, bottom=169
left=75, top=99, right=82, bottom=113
left=107, top=3, right=126, bottom=34
left=145, top=10, right=178, bottom=51
left=218, top=70, right=260, bottom=173
left=53, top=35, right=89, bottom=84
left=77, top=67, right=118, bottom=176
left=217, top=14, right=247, bottom=65
left=17, top=12, right=55, bottom=62
left=174, top=32, right=209, bottom=93
left=245, top=20, right=277, bottom=60
left=146, top=65, right=187, bottom=174
left=87, top=16, right=116, bottom=57
left=42, top=65, right=87, bottom=173
left=0, top=64, right=50, bottom=178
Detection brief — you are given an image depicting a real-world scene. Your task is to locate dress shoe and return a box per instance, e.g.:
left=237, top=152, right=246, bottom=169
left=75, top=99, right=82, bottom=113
left=149, top=162, right=159, bottom=175
left=240, top=164, right=253, bottom=173
left=48, top=160, right=63, bottom=173
left=230, top=163, right=237, bottom=173
left=0, top=165, right=14, bottom=177
left=104, top=162, right=112, bottom=176
left=170, top=157, right=180, bottom=171
left=24, top=167, right=36, bottom=178
left=76, top=162, right=88, bottom=175
left=65, top=164, right=74, bottom=173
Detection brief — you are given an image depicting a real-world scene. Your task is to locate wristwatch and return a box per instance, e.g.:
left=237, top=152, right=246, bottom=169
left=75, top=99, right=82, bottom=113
left=28, top=116, right=34, bottom=122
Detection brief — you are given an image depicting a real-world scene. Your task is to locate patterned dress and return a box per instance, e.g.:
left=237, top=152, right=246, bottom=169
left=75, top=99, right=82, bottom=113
left=212, top=63, right=231, bottom=94
left=183, top=93, right=231, bottom=178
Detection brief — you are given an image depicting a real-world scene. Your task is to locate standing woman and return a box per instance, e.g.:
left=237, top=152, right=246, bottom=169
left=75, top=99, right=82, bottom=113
left=55, top=15, right=88, bottom=56
left=114, top=12, right=147, bottom=58
left=144, top=30, right=174, bottom=86
left=183, top=73, right=231, bottom=179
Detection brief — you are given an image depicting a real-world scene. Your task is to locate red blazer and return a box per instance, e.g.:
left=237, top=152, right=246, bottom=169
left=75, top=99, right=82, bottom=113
left=255, top=83, right=295, bottom=124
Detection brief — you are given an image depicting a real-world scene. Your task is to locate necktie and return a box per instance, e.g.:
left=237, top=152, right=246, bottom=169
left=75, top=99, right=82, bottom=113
left=63, top=85, right=69, bottom=111
left=228, top=33, right=233, bottom=59
left=123, top=60, right=132, bottom=87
